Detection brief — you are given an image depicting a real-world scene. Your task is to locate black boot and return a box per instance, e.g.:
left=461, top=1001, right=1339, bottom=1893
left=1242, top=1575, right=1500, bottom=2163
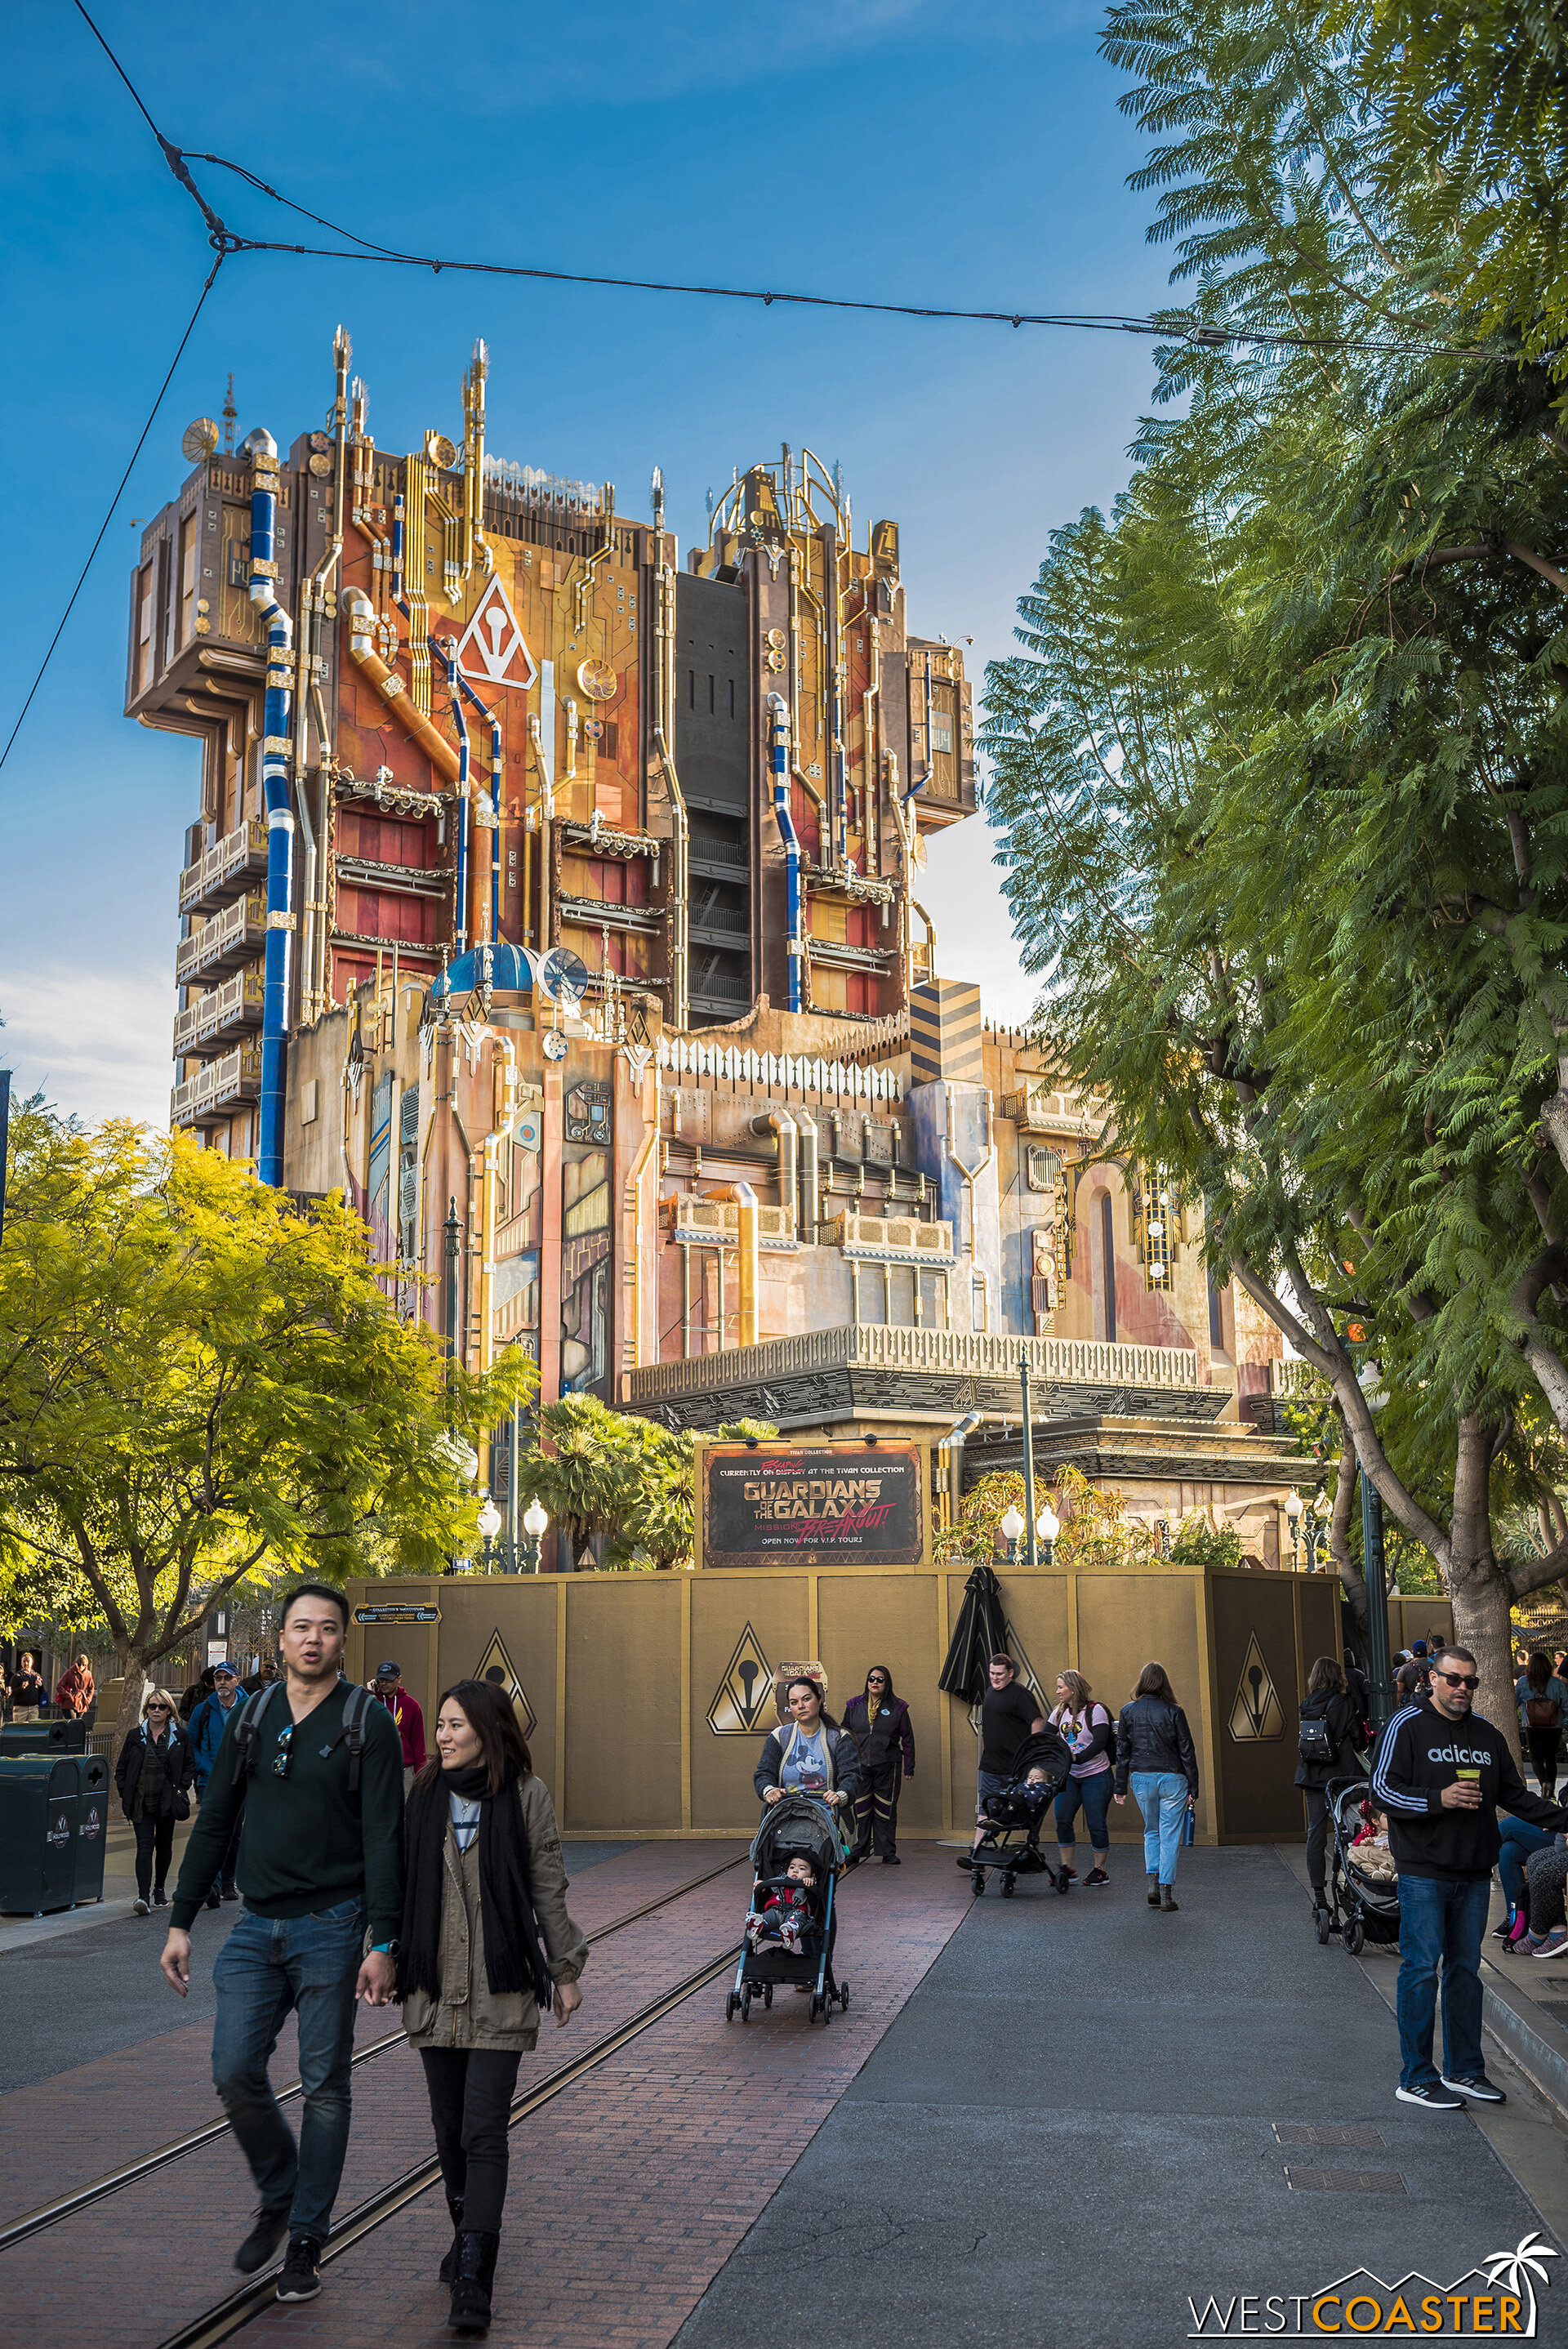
left=438, top=2194, right=466, bottom=2284
left=449, top=2231, right=500, bottom=2334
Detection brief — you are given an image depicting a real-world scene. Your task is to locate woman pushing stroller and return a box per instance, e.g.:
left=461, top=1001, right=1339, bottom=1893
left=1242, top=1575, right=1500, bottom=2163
left=755, top=1675, right=863, bottom=1816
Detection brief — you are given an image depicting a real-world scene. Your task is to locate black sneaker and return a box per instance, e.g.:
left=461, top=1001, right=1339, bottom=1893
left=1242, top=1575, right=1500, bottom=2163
left=1396, top=2080, right=1465, bottom=2109
left=1085, top=1868, right=1110, bottom=1888
left=1490, top=1917, right=1516, bottom=1942
left=1441, top=2074, right=1506, bottom=2104
left=204, top=1889, right=222, bottom=1910
left=880, top=1854, right=902, bottom=1865
left=234, top=2204, right=292, bottom=2275
left=276, top=2235, right=323, bottom=2302
left=222, top=1883, right=239, bottom=1901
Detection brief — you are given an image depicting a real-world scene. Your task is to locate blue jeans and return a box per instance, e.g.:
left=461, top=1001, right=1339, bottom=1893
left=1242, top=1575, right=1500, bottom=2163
left=1054, top=1770, right=1114, bottom=1856
left=211, top=1898, right=365, bottom=2240
left=1394, top=1874, right=1489, bottom=2088
left=1498, top=1817, right=1554, bottom=1914
left=1129, top=1771, right=1189, bottom=1886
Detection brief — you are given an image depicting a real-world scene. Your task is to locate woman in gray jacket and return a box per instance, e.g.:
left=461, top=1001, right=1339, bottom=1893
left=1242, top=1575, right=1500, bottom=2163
left=398, top=1679, right=588, bottom=2334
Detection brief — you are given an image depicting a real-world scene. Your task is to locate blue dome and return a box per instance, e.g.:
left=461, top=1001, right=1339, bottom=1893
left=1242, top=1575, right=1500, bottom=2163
left=430, top=943, right=535, bottom=1000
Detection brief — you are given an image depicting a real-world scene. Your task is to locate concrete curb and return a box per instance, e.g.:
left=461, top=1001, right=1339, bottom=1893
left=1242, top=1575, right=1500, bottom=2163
left=1481, top=1956, right=1568, bottom=2121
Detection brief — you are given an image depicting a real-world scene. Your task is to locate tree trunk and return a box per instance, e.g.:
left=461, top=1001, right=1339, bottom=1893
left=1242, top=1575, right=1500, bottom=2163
left=114, top=1665, right=151, bottom=1750
left=1446, top=1418, right=1521, bottom=1766
left=1329, top=1436, right=1367, bottom=1640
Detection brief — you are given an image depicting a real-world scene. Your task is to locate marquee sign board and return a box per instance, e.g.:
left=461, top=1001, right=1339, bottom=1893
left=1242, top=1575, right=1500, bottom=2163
left=354, top=1604, right=442, bottom=1625
left=696, top=1442, right=929, bottom=1571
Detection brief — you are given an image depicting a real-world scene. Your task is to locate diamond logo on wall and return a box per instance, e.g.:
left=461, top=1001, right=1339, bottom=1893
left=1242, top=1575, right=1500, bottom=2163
left=474, top=1629, right=537, bottom=1739
left=1227, top=1632, right=1285, bottom=1741
left=709, top=1625, right=773, bottom=1736
left=457, top=576, right=538, bottom=691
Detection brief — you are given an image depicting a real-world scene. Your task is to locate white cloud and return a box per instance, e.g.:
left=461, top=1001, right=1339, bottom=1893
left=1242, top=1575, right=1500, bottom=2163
left=1, top=963, right=175, bottom=1128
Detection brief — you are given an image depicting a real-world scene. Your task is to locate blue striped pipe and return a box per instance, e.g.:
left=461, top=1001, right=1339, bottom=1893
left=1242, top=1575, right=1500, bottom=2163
left=457, top=675, right=503, bottom=943
left=766, top=692, right=801, bottom=1013
left=245, top=430, right=293, bottom=1187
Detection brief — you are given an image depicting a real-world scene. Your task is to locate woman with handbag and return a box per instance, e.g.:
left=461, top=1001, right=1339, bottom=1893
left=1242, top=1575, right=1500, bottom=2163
left=1517, top=1651, right=1568, bottom=1797
left=114, top=1687, right=195, bottom=1914
left=398, top=1678, right=587, bottom=2337
left=1294, top=1656, right=1367, bottom=1924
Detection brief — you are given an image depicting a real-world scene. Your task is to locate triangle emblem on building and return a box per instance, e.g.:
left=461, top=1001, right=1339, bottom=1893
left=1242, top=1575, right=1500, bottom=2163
left=1227, top=1631, right=1285, bottom=1742
left=474, top=1628, right=537, bottom=1740
left=457, top=576, right=537, bottom=692
left=708, top=1624, right=773, bottom=1736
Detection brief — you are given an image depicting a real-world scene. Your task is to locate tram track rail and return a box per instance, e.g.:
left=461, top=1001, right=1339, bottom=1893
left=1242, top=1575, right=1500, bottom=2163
left=0, top=1849, right=747, bottom=2255
left=154, top=1939, right=746, bottom=2349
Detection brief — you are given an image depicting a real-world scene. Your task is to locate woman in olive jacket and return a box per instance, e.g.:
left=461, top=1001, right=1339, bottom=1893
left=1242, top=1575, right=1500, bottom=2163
left=398, top=1680, right=587, bottom=2334
left=1294, top=1655, right=1367, bottom=1912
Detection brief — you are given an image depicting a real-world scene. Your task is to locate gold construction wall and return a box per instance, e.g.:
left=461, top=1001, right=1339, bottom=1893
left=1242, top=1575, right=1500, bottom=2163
left=345, top=1557, right=1352, bottom=1846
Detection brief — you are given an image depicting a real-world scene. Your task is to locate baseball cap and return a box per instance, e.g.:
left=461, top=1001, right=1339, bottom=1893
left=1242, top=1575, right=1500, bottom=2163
left=213, top=1662, right=238, bottom=1679
left=375, top=1660, right=401, bottom=1679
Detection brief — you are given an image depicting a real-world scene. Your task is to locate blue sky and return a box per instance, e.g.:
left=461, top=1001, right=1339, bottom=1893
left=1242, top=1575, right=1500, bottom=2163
left=2, top=0, right=1170, bottom=1123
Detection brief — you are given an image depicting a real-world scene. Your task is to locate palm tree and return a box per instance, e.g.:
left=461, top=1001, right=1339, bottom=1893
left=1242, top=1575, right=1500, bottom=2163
left=1482, top=2232, right=1559, bottom=2326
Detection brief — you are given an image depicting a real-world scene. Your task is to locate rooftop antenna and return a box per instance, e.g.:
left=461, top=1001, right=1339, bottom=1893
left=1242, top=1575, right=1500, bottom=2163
left=221, top=372, right=236, bottom=456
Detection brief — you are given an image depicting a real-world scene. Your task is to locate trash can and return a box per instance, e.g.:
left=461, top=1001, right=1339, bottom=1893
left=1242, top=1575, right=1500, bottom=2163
left=74, top=1754, right=109, bottom=1905
left=1, top=1720, right=87, bottom=1756
left=0, top=1757, right=81, bottom=1916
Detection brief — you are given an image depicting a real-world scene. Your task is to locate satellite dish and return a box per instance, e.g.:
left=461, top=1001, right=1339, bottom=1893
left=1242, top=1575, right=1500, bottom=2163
left=542, top=1027, right=568, bottom=1063
left=182, top=417, right=220, bottom=464
left=539, top=947, right=589, bottom=1010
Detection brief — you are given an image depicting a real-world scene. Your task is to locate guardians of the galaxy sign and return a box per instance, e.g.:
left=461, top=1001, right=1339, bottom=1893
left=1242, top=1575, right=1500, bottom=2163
left=699, top=1443, right=925, bottom=1569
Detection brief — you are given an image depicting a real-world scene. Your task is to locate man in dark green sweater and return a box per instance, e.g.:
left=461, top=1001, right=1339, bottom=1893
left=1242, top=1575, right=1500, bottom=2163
left=160, top=1584, right=404, bottom=2304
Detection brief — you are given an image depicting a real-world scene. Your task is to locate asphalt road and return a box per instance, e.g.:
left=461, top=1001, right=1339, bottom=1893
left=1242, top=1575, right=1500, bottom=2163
left=674, top=1845, right=1568, bottom=2349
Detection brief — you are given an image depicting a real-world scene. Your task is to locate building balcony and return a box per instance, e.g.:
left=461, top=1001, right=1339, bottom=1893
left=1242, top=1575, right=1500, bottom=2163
left=807, top=938, right=895, bottom=974
left=171, top=1042, right=263, bottom=1130
left=174, top=963, right=265, bottom=1060
left=177, top=819, right=270, bottom=916
left=688, top=836, right=749, bottom=879
left=334, top=855, right=449, bottom=898
left=666, top=1195, right=796, bottom=1250
left=176, top=890, right=266, bottom=983
left=821, top=1210, right=955, bottom=1267
left=558, top=895, right=661, bottom=935
left=999, top=1084, right=1055, bottom=1131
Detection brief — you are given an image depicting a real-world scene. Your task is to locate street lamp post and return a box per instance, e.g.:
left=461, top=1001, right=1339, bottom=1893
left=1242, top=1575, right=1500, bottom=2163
left=1019, top=1352, right=1038, bottom=1569
left=1361, top=1471, right=1395, bottom=1728
left=522, top=1497, right=549, bottom=1575
left=1304, top=1489, right=1330, bottom=1574
left=1000, top=1503, right=1026, bottom=1565
left=1036, top=1500, right=1059, bottom=1570
left=443, top=1197, right=461, bottom=1362
left=1285, top=1487, right=1303, bottom=1568
left=477, top=1493, right=502, bottom=1576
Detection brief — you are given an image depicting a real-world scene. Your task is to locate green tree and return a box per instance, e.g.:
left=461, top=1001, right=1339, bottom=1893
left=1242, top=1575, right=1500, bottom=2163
left=0, top=1108, right=532, bottom=1737
left=979, top=0, right=1568, bottom=1738
left=514, top=1405, right=777, bottom=1571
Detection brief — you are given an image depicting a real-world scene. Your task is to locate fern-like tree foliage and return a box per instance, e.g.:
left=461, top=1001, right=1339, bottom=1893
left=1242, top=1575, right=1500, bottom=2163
left=983, top=0, right=1568, bottom=1737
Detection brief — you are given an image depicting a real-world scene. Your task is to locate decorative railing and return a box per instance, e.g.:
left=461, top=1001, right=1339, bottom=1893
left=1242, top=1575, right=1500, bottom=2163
left=666, top=1197, right=795, bottom=1248
left=177, top=818, right=269, bottom=916
left=176, top=890, right=265, bottom=983
left=627, top=1324, right=1215, bottom=1402
left=171, top=1042, right=263, bottom=1130
left=654, top=1034, right=904, bottom=1102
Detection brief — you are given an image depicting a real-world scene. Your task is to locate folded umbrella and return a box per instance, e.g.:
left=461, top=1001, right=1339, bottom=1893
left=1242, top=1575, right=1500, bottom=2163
left=938, top=1562, right=1010, bottom=1700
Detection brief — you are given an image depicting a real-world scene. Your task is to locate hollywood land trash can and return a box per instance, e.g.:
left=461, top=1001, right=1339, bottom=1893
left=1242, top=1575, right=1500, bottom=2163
left=0, top=1719, right=87, bottom=1756
left=0, top=1755, right=82, bottom=1916
left=73, top=1754, right=109, bottom=1905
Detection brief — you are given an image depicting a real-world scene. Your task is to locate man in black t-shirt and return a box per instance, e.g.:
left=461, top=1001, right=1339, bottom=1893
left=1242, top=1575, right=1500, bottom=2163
left=971, top=1654, right=1045, bottom=1852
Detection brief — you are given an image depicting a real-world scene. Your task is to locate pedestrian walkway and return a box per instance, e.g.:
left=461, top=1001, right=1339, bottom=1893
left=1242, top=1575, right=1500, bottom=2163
left=677, top=1845, right=1568, bottom=2349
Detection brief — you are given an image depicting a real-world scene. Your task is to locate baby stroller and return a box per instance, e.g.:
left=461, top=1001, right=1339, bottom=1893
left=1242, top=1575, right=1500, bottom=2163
left=960, top=1727, right=1073, bottom=1899
left=1321, top=1778, right=1400, bottom=1955
left=726, top=1791, right=850, bottom=2026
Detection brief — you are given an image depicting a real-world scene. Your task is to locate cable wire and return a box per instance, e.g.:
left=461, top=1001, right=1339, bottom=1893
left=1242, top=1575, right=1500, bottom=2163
left=0, top=253, right=226, bottom=777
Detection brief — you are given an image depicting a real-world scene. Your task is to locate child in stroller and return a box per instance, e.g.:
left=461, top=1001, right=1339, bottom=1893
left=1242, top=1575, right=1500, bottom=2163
left=961, top=1726, right=1072, bottom=1898
left=727, top=1790, right=850, bottom=2026
left=1316, top=1782, right=1401, bottom=1953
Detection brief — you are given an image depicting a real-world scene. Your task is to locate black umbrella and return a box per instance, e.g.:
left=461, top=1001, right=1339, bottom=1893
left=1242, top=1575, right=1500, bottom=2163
left=938, top=1562, right=1009, bottom=1700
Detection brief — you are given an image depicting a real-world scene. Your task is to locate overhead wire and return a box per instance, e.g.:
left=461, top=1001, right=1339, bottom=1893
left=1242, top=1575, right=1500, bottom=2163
left=1, top=2, right=1478, bottom=773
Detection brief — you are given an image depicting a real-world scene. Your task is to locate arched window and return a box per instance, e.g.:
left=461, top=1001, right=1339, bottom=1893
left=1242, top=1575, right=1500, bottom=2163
left=1091, top=1187, right=1117, bottom=1344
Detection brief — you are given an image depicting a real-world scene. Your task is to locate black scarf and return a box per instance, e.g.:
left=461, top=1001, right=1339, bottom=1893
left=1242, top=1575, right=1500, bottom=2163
left=397, top=1761, right=553, bottom=2007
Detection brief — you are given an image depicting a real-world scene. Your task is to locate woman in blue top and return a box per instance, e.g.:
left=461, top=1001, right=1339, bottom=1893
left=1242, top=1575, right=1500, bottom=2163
left=1517, top=1651, right=1568, bottom=1797
left=754, top=1678, right=862, bottom=1815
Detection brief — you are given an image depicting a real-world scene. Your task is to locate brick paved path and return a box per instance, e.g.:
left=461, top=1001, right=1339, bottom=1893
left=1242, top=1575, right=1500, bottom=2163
left=0, top=1839, right=746, bottom=2335
left=4, top=1843, right=970, bottom=2349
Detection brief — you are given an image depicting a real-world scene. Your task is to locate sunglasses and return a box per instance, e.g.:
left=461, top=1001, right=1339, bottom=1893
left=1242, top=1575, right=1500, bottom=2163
left=146, top=1704, right=170, bottom=1714
left=1436, top=1670, right=1479, bottom=1690
left=273, top=1724, right=295, bottom=1779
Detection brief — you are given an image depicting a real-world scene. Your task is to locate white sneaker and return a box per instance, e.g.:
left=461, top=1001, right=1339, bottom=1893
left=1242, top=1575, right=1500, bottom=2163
left=132, top=1897, right=150, bottom=1916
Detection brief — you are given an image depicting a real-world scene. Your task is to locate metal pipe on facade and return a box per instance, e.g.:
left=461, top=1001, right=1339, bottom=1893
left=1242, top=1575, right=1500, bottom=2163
left=432, top=639, right=471, bottom=948
left=702, top=1183, right=759, bottom=1346
left=626, top=1067, right=662, bottom=1371
left=797, top=1108, right=820, bottom=1244
left=244, top=429, right=295, bottom=1188
left=653, top=726, right=689, bottom=1032
left=749, top=1108, right=799, bottom=1237
left=912, top=898, right=938, bottom=980
left=766, top=693, right=803, bottom=1013
left=823, top=522, right=847, bottom=864
left=458, top=675, right=504, bottom=944
left=341, top=589, right=462, bottom=782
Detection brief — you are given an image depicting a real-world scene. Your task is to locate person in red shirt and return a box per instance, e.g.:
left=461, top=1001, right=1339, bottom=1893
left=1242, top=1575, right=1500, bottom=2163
left=368, top=1661, right=425, bottom=1790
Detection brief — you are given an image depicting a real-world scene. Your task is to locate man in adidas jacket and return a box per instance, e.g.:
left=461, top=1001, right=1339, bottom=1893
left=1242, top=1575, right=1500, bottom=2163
left=1374, top=1641, right=1568, bottom=2111
left=159, top=1584, right=403, bottom=2307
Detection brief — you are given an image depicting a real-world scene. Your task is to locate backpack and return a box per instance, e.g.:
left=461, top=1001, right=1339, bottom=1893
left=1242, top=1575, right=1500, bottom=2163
left=1298, top=1707, right=1336, bottom=1765
left=1527, top=1695, right=1561, bottom=1728
left=229, top=1680, right=374, bottom=1794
